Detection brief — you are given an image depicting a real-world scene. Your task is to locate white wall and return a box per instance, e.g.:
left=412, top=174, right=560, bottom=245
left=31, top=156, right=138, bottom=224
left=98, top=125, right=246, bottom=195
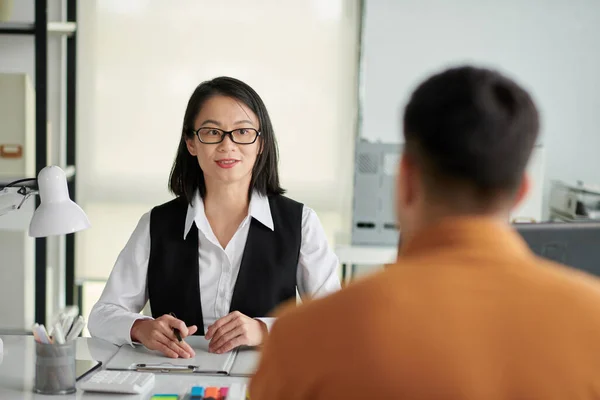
left=76, top=0, right=360, bottom=320
left=360, top=0, right=600, bottom=217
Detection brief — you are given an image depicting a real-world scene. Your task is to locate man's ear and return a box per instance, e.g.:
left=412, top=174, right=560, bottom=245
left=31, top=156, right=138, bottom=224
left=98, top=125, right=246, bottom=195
left=512, top=173, right=531, bottom=209
left=397, top=153, right=416, bottom=207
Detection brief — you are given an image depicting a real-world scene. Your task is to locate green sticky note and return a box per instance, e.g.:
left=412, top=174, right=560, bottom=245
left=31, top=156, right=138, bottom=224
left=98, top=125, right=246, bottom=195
left=150, top=395, right=179, bottom=400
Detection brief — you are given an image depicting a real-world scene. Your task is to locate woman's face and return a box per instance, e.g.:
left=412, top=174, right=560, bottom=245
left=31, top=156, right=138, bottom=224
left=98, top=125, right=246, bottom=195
left=186, top=95, right=261, bottom=190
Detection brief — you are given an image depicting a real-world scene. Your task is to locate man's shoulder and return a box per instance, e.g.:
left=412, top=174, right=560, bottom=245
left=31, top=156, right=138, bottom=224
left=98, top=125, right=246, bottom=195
left=272, top=272, right=391, bottom=339
left=535, top=256, right=600, bottom=303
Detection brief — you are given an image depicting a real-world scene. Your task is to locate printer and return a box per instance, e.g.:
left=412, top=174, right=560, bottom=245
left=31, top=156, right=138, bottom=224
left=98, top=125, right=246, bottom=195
left=549, top=180, right=600, bottom=222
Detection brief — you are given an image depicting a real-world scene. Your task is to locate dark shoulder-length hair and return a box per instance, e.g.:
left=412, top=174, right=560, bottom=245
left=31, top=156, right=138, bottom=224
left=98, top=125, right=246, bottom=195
left=169, top=76, right=285, bottom=204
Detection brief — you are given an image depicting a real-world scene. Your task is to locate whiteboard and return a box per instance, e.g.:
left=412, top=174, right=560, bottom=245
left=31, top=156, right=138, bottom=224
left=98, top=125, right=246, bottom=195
left=358, top=0, right=600, bottom=221
left=359, top=0, right=600, bottom=146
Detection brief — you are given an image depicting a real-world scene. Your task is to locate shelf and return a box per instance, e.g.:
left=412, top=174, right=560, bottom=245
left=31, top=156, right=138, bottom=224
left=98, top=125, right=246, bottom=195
left=0, top=21, right=76, bottom=36
left=1, top=0, right=79, bottom=328
left=0, top=22, right=35, bottom=34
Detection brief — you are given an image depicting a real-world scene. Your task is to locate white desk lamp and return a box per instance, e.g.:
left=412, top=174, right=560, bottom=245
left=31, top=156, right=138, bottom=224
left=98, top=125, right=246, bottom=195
left=0, top=165, right=90, bottom=355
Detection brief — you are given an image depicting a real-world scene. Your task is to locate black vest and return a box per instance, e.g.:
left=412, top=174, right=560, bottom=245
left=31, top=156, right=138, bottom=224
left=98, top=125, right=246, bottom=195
left=147, top=195, right=302, bottom=334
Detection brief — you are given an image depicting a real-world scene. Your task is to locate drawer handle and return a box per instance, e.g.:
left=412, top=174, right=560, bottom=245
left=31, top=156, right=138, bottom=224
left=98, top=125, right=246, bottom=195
left=0, top=144, right=23, bottom=159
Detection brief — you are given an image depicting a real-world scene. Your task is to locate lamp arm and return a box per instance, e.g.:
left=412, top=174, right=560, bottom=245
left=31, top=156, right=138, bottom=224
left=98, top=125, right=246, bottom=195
left=0, top=186, right=38, bottom=217
left=15, top=188, right=38, bottom=209
left=0, top=204, right=17, bottom=217
left=4, top=177, right=37, bottom=188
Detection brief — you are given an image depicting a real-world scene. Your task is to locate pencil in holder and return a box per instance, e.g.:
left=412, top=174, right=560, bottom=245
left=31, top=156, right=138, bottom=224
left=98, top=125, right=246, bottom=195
left=33, top=340, right=76, bottom=395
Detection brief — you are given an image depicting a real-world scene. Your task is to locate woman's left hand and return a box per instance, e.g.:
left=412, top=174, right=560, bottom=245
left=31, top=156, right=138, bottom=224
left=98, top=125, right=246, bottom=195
left=206, top=311, right=268, bottom=354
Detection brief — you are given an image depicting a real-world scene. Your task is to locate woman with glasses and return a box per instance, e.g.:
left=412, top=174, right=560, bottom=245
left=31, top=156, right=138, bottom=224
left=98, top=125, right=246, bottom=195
left=88, top=77, right=341, bottom=358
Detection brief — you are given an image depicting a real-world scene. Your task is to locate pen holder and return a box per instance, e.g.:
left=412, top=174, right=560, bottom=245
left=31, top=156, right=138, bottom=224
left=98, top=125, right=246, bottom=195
left=33, top=340, right=76, bottom=395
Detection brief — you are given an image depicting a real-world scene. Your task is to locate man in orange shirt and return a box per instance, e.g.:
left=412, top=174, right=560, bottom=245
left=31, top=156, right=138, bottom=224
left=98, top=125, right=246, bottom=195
left=250, top=66, right=600, bottom=399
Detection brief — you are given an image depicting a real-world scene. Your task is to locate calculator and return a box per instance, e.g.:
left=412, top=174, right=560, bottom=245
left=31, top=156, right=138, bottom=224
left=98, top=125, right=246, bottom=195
left=77, top=370, right=155, bottom=394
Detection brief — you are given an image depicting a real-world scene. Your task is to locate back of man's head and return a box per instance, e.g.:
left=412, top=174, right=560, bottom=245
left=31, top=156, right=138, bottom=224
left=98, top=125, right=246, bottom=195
left=402, top=66, right=539, bottom=214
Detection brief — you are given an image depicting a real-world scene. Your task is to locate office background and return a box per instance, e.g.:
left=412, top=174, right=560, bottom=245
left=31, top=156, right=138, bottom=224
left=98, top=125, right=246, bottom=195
left=361, top=0, right=600, bottom=217
left=1, top=0, right=599, bottom=334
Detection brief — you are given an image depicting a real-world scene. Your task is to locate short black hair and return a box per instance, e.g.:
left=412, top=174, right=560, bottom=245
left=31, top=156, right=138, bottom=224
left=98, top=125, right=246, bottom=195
left=169, top=76, right=285, bottom=204
left=403, top=65, right=539, bottom=208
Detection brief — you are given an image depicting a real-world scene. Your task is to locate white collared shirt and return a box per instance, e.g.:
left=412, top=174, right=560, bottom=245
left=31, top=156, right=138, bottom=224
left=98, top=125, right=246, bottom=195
left=88, top=192, right=341, bottom=346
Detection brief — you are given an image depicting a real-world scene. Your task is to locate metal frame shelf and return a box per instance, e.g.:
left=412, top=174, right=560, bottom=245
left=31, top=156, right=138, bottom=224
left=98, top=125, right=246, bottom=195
left=0, top=0, right=78, bottom=326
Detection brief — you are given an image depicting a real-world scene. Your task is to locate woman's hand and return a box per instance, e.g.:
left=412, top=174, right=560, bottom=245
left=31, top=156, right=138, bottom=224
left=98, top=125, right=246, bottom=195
left=130, top=314, right=198, bottom=358
left=205, top=311, right=268, bottom=354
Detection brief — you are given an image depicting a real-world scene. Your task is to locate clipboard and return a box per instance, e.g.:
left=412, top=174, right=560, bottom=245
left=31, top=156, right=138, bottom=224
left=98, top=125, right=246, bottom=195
left=229, top=346, right=260, bottom=377
left=105, top=336, right=238, bottom=375
left=135, top=364, right=197, bottom=373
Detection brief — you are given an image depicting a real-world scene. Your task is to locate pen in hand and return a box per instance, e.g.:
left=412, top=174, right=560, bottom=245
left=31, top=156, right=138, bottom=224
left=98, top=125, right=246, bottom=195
left=169, top=312, right=182, bottom=342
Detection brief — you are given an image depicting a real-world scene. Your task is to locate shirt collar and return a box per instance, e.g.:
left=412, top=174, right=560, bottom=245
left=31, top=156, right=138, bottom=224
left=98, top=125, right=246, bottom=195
left=398, top=217, right=532, bottom=260
left=183, top=190, right=274, bottom=239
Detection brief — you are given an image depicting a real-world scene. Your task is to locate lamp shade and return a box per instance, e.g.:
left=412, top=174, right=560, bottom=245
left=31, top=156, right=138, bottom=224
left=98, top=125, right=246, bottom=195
left=28, top=166, right=91, bottom=237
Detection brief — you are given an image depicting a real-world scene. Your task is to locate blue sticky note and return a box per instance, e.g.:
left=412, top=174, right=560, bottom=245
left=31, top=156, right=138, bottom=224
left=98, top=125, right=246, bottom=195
left=191, top=386, right=205, bottom=398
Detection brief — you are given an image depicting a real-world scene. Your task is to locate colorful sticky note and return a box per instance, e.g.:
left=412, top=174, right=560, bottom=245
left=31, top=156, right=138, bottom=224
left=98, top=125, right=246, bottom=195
left=204, top=386, right=219, bottom=399
left=191, top=386, right=205, bottom=398
left=219, top=387, right=229, bottom=398
left=150, top=395, right=179, bottom=400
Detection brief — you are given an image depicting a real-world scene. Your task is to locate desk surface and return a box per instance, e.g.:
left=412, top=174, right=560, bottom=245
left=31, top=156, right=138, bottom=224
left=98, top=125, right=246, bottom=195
left=0, top=335, right=248, bottom=399
left=335, top=244, right=396, bottom=265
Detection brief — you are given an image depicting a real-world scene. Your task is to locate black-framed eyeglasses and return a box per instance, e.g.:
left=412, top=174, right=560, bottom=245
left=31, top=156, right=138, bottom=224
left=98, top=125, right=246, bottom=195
left=191, top=127, right=261, bottom=145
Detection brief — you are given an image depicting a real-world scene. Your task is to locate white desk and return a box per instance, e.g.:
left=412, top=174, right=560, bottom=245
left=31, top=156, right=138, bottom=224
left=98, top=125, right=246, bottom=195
left=0, top=335, right=248, bottom=399
left=335, top=244, right=397, bottom=284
